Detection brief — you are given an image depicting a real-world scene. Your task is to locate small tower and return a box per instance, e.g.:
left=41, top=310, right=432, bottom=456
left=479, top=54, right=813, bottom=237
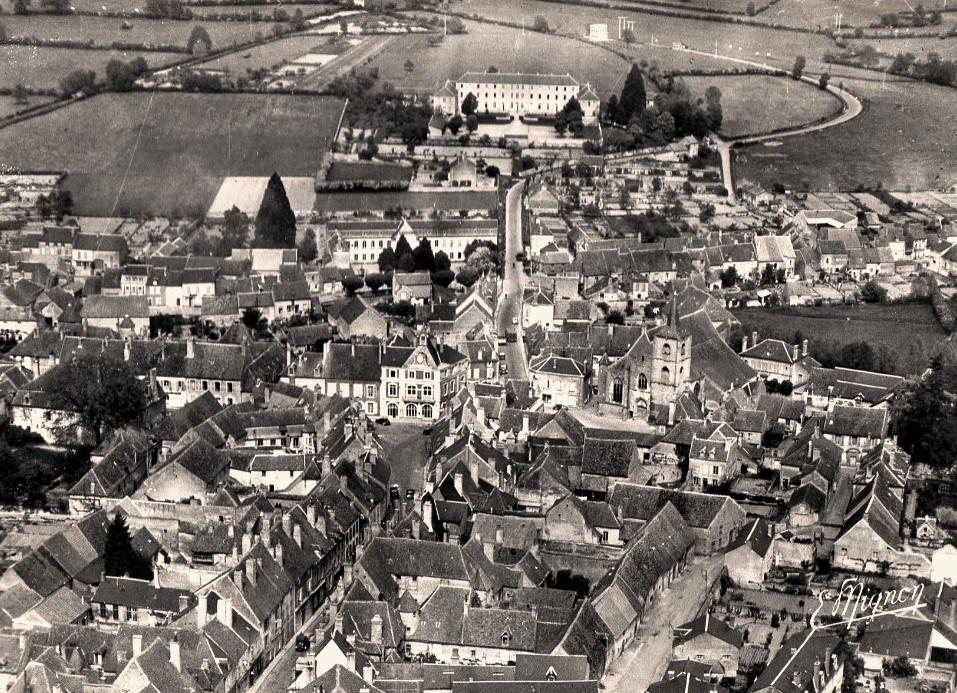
left=650, top=299, right=692, bottom=410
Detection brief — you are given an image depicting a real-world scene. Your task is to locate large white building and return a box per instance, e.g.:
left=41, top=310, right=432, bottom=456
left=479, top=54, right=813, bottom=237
left=432, top=72, right=600, bottom=122
left=327, top=217, right=499, bottom=274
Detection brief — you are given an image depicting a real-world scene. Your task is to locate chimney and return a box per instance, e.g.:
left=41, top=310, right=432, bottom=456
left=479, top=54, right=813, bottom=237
left=286, top=342, right=292, bottom=368
left=323, top=411, right=331, bottom=433
left=282, top=513, right=292, bottom=537
left=363, top=666, right=375, bottom=684
left=149, top=368, right=157, bottom=396
left=470, top=459, right=479, bottom=486
left=124, top=339, right=131, bottom=362
left=274, top=542, right=284, bottom=568
left=178, top=594, right=190, bottom=613
left=802, top=339, right=809, bottom=356
left=186, top=336, right=195, bottom=359
left=751, top=331, right=758, bottom=346
left=522, top=415, right=530, bottom=433
left=483, top=540, right=495, bottom=562
left=412, top=518, right=420, bottom=540
left=233, top=565, right=244, bottom=589
left=949, top=599, right=956, bottom=627
left=793, top=344, right=800, bottom=361
left=307, top=503, right=317, bottom=527
left=343, top=563, right=354, bottom=587
left=293, top=524, right=302, bottom=548
left=495, top=525, right=504, bottom=544
left=132, top=634, right=142, bottom=658
left=224, top=598, right=233, bottom=628
left=335, top=611, right=344, bottom=635
left=668, top=401, right=676, bottom=426
left=454, top=472, right=464, bottom=496
left=242, top=530, right=252, bottom=554
left=316, top=513, right=327, bottom=537
left=249, top=559, right=258, bottom=587
left=169, top=638, right=181, bottom=672
left=197, top=593, right=208, bottom=628
left=370, top=614, right=383, bottom=645
left=741, top=335, right=748, bottom=352
left=435, top=458, right=445, bottom=483
left=351, top=342, right=356, bottom=357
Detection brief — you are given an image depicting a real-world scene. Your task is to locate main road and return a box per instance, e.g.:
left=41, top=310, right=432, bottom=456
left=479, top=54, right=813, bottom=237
left=496, top=179, right=529, bottom=382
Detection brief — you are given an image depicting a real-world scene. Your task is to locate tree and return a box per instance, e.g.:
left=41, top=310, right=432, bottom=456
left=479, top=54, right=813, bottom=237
left=466, top=114, right=478, bottom=133
left=446, top=16, right=466, bottom=33
left=488, top=65, right=498, bottom=73
left=60, top=69, right=97, bottom=97
left=699, top=202, right=716, bottom=223
left=840, top=341, right=875, bottom=371
left=433, top=250, right=452, bottom=272
left=622, top=27, right=636, bottom=45
left=603, top=94, right=619, bottom=123
left=455, top=266, right=481, bottom=287
left=860, top=279, right=887, bottom=303
left=760, top=263, right=777, bottom=286
left=819, top=72, right=830, bottom=90
left=394, top=234, right=413, bottom=261
left=719, top=266, right=739, bottom=288
left=104, top=513, right=153, bottom=580
left=39, top=0, right=70, bottom=12
left=254, top=173, right=296, bottom=248
left=220, top=205, right=250, bottom=255
left=297, top=228, right=318, bottom=263
left=892, top=354, right=957, bottom=469
left=12, top=83, right=28, bottom=105
left=704, top=85, right=722, bottom=132
left=378, top=246, right=397, bottom=273
left=404, top=59, right=415, bottom=73
left=461, top=92, right=478, bottom=116
left=13, top=0, right=29, bottom=14
left=746, top=1, right=756, bottom=15
left=397, top=253, right=415, bottom=272
left=447, top=114, right=464, bottom=135
left=606, top=310, right=625, bottom=325
left=792, top=55, right=806, bottom=80
left=45, top=353, right=148, bottom=446
left=290, top=8, right=306, bottom=30
left=616, top=64, right=647, bottom=125
left=884, top=656, right=918, bottom=678
left=106, top=59, right=137, bottom=92
left=554, top=111, right=568, bottom=135
left=342, top=276, right=364, bottom=295
left=412, top=237, right=435, bottom=272
left=532, top=14, right=549, bottom=32
left=187, top=25, right=213, bottom=55
left=242, top=307, right=263, bottom=330
left=365, top=272, right=387, bottom=293
left=431, top=269, right=455, bottom=287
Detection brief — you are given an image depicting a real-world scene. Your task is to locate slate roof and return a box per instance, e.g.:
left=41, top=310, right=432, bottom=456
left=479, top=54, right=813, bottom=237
left=822, top=405, right=887, bottom=439
left=322, top=343, right=382, bottom=382
left=751, top=630, right=841, bottom=693
left=91, top=577, right=193, bottom=613
left=857, top=615, right=933, bottom=659
left=82, top=295, right=149, bottom=319
left=458, top=71, right=579, bottom=86
left=610, top=483, right=740, bottom=530
left=674, top=613, right=743, bottom=648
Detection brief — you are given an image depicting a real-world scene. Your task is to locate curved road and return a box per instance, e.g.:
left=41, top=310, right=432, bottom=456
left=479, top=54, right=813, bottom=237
left=496, top=179, right=529, bottom=381
left=673, top=46, right=864, bottom=199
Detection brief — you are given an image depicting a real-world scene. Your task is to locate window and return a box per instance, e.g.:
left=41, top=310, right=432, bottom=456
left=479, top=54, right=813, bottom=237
left=214, top=381, right=221, bottom=392
left=388, top=383, right=398, bottom=398
left=422, top=404, right=433, bottom=418
left=406, top=385, right=417, bottom=397
left=681, top=342, right=686, bottom=356
left=662, top=343, right=672, bottom=356
left=422, top=386, right=433, bottom=398
left=712, top=466, right=719, bottom=475
left=601, top=530, right=609, bottom=543
left=638, top=373, right=648, bottom=389
left=661, top=366, right=670, bottom=383
left=502, top=632, right=510, bottom=647
left=388, top=403, right=399, bottom=418
left=406, top=403, right=418, bottom=417
left=612, top=378, right=623, bottom=403
left=227, top=382, right=233, bottom=393
left=366, top=385, right=376, bottom=398
left=128, top=607, right=138, bottom=621
left=202, top=380, right=208, bottom=391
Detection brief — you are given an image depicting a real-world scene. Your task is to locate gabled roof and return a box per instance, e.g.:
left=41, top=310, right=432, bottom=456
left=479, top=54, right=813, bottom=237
left=726, top=519, right=773, bottom=558
left=610, top=483, right=742, bottom=531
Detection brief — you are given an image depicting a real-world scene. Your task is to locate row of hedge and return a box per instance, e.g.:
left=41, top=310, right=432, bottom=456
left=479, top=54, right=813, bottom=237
left=1, top=36, right=190, bottom=52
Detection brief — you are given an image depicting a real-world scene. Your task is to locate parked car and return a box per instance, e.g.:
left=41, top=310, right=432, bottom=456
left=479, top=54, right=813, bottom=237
left=295, top=634, right=311, bottom=652
left=405, top=489, right=415, bottom=500
left=422, top=428, right=432, bottom=436
left=375, top=417, right=391, bottom=426
left=499, top=363, right=508, bottom=375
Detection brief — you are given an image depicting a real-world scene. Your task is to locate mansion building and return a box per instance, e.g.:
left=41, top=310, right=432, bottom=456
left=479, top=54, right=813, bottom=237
left=432, top=72, right=600, bottom=122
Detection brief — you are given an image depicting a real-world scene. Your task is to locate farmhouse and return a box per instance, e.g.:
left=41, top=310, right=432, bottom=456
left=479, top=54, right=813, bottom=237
left=432, top=72, right=600, bottom=122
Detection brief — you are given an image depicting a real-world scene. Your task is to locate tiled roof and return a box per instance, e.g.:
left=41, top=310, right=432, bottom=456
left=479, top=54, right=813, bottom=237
left=458, top=72, right=579, bottom=86
left=610, top=483, right=740, bottom=530
left=822, top=405, right=887, bottom=439
left=92, top=577, right=192, bottom=613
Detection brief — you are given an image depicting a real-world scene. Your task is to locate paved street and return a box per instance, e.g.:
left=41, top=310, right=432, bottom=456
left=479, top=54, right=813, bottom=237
left=375, top=420, right=431, bottom=494
left=604, top=553, right=726, bottom=693
left=497, top=179, right=529, bottom=381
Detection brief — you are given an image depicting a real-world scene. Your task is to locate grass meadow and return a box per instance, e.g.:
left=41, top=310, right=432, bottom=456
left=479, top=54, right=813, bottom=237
left=733, top=72, right=957, bottom=191
left=193, top=33, right=342, bottom=75
left=364, top=20, right=631, bottom=97
left=679, top=74, right=842, bottom=137
left=0, top=92, right=345, bottom=217
left=733, top=303, right=948, bottom=375
left=0, top=45, right=184, bottom=90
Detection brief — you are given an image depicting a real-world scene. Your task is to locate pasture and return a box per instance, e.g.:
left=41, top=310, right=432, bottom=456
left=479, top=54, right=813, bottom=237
left=0, top=95, right=58, bottom=120
left=0, top=45, right=184, bottom=90
left=765, top=0, right=951, bottom=31
left=187, top=3, right=326, bottom=17
left=0, top=92, right=344, bottom=217
left=733, top=72, right=957, bottom=191
left=733, top=302, right=947, bottom=375
left=363, top=20, right=631, bottom=97
left=0, top=15, right=284, bottom=51
left=193, top=34, right=343, bottom=75
left=679, top=74, right=841, bottom=137
left=452, top=0, right=838, bottom=72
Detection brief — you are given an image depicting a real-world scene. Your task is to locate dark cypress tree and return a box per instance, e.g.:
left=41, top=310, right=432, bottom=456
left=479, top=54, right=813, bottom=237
left=616, top=64, right=647, bottom=125
left=254, top=172, right=297, bottom=248
left=104, top=512, right=152, bottom=580
left=394, top=233, right=413, bottom=259
left=412, top=237, right=435, bottom=272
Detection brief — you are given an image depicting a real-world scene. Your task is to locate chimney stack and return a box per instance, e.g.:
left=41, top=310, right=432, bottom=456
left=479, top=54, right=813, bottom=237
left=274, top=542, right=284, bottom=568
left=741, top=335, right=748, bottom=352
left=293, top=523, right=302, bottom=548
left=124, top=339, right=131, bottom=362
left=132, top=634, right=142, bottom=658
left=282, top=513, right=292, bottom=536
left=793, top=344, right=800, bottom=361
left=186, top=336, right=195, bottom=360
left=197, top=593, right=208, bottom=628
left=752, top=331, right=758, bottom=346
left=233, top=566, right=244, bottom=590
left=495, top=525, right=504, bottom=544
left=169, top=638, right=181, bottom=672
left=469, top=459, right=479, bottom=486
left=343, top=563, right=354, bottom=587
left=802, top=339, right=809, bottom=356
left=454, top=472, right=464, bottom=496
left=248, top=559, right=258, bottom=587
left=370, top=614, right=383, bottom=645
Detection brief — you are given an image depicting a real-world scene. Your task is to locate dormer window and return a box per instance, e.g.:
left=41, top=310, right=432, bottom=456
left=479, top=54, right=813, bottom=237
left=502, top=630, right=511, bottom=647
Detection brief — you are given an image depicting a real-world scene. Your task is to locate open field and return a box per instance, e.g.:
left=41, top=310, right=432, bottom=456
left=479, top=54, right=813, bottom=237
left=0, top=15, right=283, bottom=50
left=363, top=20, right=630, bottom=97
left=187, top=3, right=327, bottom=17
left=733, top=302, right=948, bottom=375
left=734, top=73, right=957, bottom=191
left=0, top=92, right=344, bottom=217
left=849, top=34, right=957, bottom=65
left=192, top=33, right=344, bottom=75
left=0, top=95, right=59, bottom=120
left=452, top=0, right=839, bottom=72
left=0, top=45, right=184, bottom=90
left=679, top=74, right=841, bottom=137
left=765, top=0, right=951, bottom=30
